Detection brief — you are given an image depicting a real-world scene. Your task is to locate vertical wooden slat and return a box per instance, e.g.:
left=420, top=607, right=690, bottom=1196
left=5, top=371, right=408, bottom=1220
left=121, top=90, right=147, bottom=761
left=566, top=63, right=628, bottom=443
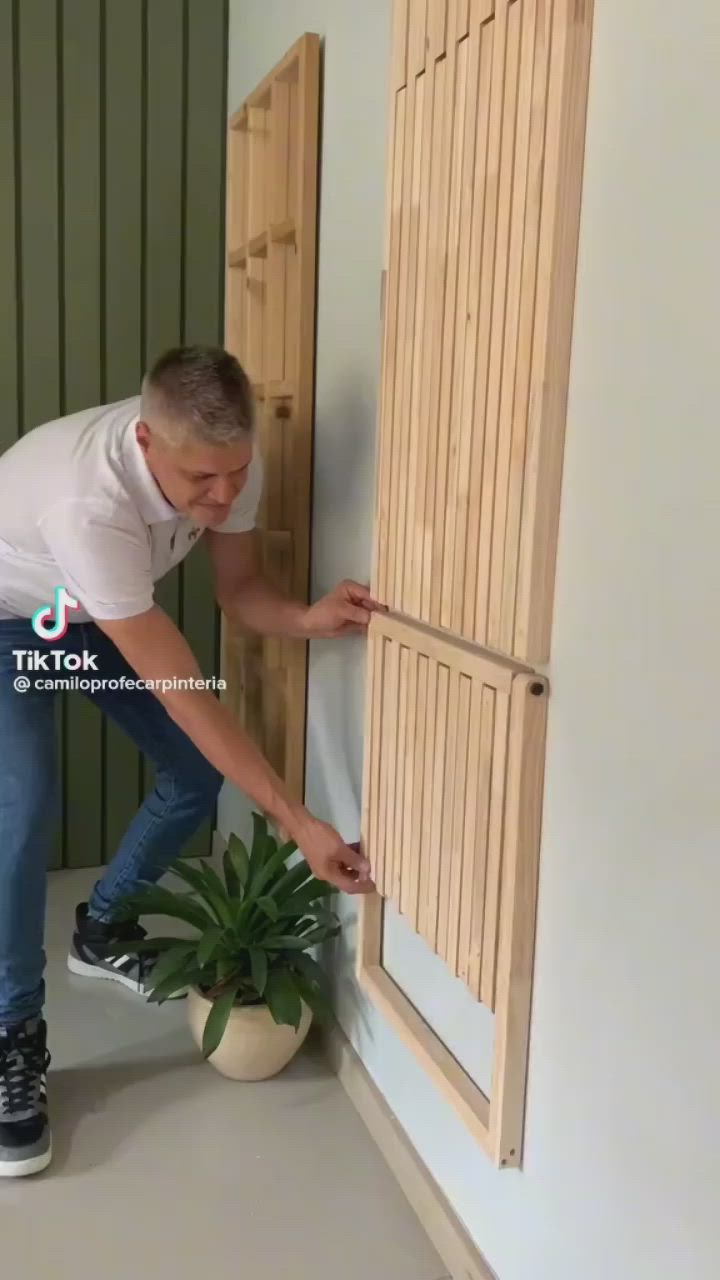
left=399, top=648, right=419, bottom=917
left=487, top=0, right=539, bottom=652
left=365, top=633, right=386, bottom=889
left=462, top=3, right=507, bottom=636
left=392, top=645, right=411, bottom=904
left=0, top=0, right=18, bottom=450
left=265, top=80, right=289, bottom=385
left=417, top=51, right=449, bottom=620
left=479, top=689, right=511, bottom=1005
left=445, top=672, right=471, bottom=969
left=417, top=656, right=438, bottom=938
left=18, top=0, right=61, bottom=431
left=440, top=17, right=481, bottom=629
left=428, top=0, right=448, bottom=59
left=475, top=0, right=522, bottom=644
left=103, top=0, right=145, bottom=860
left=105, top=0, right=143, bottom=400
left=392, top=73, right=417, bottom=605
left=424, top=662, right=450, bottom=947
left=381, top=638, right=402, bottom=899
left=451, top=17, right=493, bottom=632
left=247, top=105, right=268, bottom=238
left=408, top=0, right=428, bottom=77
left=406, top=57, right=434, bottom=617
left=392, top=0, right=410, bottom=91
left=436, top=666, right=460, bottom=958
left=458, top=683, right=495, bottom=984
left=431, top=17, right=468, bottom=628
left=405, top=653, right=428, bottom=926
left=62, top=0, right=104, bottom=869
left=145, top=0, right=183, bottom=632
left=381, top=87, right=407, bottom=604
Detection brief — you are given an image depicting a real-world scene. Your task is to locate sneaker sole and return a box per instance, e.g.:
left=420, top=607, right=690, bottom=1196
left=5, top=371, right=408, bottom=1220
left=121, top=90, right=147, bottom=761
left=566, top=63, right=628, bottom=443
left=0, top=1143, right=52, bottom=1178
left=66, top=954, right=188, bottom=1000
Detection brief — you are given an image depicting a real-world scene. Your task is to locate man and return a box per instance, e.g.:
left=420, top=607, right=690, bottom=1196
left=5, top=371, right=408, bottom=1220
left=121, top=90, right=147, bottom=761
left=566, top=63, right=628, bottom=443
left=0, top=345, right=377, bottom=1178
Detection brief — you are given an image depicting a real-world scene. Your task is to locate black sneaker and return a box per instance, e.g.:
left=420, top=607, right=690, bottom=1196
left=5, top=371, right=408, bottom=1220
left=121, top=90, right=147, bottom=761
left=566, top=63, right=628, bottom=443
left=0, top=1018, right=52, bottom=1178
left=67, top=902, right=156, bottom=996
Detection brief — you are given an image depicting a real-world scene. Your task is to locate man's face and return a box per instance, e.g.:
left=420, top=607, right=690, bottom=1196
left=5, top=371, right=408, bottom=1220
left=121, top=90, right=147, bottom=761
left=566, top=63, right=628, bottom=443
left=136, top=421, right=253, bottom=526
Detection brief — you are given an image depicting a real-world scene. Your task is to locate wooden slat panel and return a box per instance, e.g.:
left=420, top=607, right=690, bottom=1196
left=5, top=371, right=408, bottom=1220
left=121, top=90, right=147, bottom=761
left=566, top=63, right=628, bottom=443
left=408, top=0, right=428, bottom=77
left=365, top=613, right=538, bottom=1001
left=0, top=1, right=18, bottom=451
left=376, top=0, right=590, bottom=666
left=392, top=0, right=411, bottom=91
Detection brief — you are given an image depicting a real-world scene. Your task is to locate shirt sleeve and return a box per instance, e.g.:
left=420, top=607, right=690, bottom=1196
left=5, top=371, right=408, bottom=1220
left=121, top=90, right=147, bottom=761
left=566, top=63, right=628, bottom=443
left=210, top=448, right=264, bottom=534
left=38, top=499, right=155, bottom=621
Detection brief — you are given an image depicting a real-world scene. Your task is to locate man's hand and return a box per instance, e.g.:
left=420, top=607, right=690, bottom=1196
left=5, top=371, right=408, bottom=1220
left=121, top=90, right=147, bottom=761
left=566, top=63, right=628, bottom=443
left=293, top=814, right=375, bottom=894
left=302, top=580, right=386, bottom=639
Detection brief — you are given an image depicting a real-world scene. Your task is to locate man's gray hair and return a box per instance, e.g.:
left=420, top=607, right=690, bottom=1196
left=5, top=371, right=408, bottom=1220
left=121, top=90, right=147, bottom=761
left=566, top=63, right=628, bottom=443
left=140, top=345, right=255, bottom=447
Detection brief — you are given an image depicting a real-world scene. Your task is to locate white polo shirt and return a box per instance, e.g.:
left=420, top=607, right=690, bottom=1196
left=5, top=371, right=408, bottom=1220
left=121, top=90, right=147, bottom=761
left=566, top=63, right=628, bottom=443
left=0, top=396, right=263, bottom=622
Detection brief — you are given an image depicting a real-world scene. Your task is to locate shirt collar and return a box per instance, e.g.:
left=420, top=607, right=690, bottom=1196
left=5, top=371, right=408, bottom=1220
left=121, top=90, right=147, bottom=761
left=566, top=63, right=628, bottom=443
left=121, top=416, right=179, bottom=525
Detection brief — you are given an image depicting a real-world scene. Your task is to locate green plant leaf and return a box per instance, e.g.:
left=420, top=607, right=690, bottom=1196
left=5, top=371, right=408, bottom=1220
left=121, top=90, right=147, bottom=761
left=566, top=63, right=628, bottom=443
left=262, top=934, right=318, bottom=952
left=264, top=969, right=303, bottom=1030
left=147, top=964, right=203, bottom=1004
left=197, top=925, right=224, bottom=968
left=248, top=947, right=268, bottom=996
left=294, top=974, right=331, bottom=1026
left=289, top=950, right=330, bottom=990
left=201, top=983, right=243, bottom=1058
left=121, top=885, right=214, bottom=933
left=255, top=895, right=279, bottom=923
left=103, top=936, right=186, bottom=958
left=268, top=860, right=314, bottom=905
left=146, top=942, right=196, bottom=991
left=170, top=861, right=233, bottom=928
left=224, top=834, right=250, bottom=896
left=245, top=839, right=296, bottom=900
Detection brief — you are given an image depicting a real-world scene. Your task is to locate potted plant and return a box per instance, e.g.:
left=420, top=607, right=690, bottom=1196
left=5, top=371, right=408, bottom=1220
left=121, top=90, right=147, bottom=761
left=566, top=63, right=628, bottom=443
left=113, top=813, right=339, bottom=1081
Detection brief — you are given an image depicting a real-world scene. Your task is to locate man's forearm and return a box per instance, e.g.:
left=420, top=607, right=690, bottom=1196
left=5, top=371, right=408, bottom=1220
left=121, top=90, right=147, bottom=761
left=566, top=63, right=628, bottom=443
left=221, top=576, right=310, bottom=639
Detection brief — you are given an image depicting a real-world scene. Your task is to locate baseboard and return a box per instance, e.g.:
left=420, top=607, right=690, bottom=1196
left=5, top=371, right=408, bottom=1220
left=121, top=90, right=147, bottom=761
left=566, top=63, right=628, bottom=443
left=322, top=1022, right=497, bottom=1280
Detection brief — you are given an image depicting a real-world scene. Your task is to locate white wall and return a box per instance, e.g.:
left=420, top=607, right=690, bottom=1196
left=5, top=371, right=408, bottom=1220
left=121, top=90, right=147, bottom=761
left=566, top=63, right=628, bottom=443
left=227, top=4, right=720, bottom=1279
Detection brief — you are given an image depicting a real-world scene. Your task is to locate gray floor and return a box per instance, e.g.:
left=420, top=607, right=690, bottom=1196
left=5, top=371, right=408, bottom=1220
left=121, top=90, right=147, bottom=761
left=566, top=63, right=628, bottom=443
left=1, top=869, right=448, bottom=1280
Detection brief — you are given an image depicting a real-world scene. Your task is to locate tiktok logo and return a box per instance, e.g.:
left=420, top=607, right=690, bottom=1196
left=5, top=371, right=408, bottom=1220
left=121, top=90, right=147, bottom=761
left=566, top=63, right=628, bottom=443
left=31, top=586, right=81, bottom=641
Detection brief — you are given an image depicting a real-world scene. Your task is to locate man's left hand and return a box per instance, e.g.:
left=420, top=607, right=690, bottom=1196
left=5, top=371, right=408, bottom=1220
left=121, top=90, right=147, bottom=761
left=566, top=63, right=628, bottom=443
left=302, top=580, right=386, bottom=639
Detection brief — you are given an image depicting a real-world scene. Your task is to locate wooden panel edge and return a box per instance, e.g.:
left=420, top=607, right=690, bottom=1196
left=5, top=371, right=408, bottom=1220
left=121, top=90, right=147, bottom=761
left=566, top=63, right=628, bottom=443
left=488, top=671, right=548, bottom=1167
left=358, top=959, right=493, bottom=1153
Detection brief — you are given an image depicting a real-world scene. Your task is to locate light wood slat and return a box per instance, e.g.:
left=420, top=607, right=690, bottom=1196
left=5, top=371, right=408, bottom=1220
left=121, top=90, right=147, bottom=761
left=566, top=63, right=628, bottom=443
left=382, top=638, right=402, bottom=900
left=445, top=673, right=472, bottom=970
left=461, top=4, right=508, bottom=636
left=247, top=106, right=268, bottom=239
left=428, top=0, right=448, bottom=59
left=455, top=0, right=471, bottom=40
left=419, top=50, right=451, bottom=620
left=392, top=75, right=417, bottom=605
left=376, top=610, right=522, bottom=691
left=489, top=674, right=548, bottom=1163
left=405, top=653, right=429, bottom=925
left=458, top=684, right=495, bottom=984
left=450, top=19, right=493, bottom=633
left=402, top=68, right=427, bottom=615
left=436, top=666, right=460, bottom=958
left=514, top=0, right=594, bottom=663
left=400, top=648, right=420, bottom=917
left=270, top=78, right=290, bottom=223
left=377, top=89, right=407, bottom=600
left=392, top=0, right=411, bottom=91
left=407, top=58, right=436, bottom=618
left=487, top=0, right=539, bottom=652
left=409, top=0, right=428, bottom=76
left=375, top=637, right=391, bottom=895
left=432, top=22, right=470, bottom=628
left=478, top=687, right=511, bottom=1005
left=424, top=662, right=450, bottom=947
left=417, top=658, right=439, bottom=938
left=366, top=634, right=386, bottom=890
left=474, top=0, right=522, bottom=643
left=392, top=645, right=412, bottom=903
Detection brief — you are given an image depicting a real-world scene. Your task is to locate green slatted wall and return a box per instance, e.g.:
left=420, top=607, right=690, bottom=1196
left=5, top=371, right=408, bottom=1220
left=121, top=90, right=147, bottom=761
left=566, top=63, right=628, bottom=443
left=0, top=0, right=229, bottom=869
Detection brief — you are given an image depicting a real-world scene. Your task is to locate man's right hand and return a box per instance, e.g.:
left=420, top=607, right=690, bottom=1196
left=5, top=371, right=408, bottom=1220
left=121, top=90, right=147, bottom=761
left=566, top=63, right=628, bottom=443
left=293, top=815, right=374, bottom=895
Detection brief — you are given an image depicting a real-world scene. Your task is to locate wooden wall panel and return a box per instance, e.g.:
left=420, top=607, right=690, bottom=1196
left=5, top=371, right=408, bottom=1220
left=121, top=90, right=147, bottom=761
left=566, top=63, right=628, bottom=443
left=361, top=0, right=593, bottom=1165
left=375, top=0, right=591, bottom=665
left=223, top=35, right=320, bottom=799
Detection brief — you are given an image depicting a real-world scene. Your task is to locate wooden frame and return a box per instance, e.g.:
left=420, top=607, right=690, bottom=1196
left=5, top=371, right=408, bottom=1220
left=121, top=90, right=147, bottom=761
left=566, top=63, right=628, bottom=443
left=222, top=34, right=321, bottom=798
left=359, top=613, right=548, bottom=1168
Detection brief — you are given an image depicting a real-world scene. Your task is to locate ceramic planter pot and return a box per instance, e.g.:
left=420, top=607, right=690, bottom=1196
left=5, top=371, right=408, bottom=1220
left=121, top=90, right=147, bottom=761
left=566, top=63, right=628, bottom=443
left=187, top=987, right=313, bottom=1081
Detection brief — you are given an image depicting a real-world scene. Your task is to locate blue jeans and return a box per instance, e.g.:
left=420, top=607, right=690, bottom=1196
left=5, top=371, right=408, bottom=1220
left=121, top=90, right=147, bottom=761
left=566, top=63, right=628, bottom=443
left=0, top=618, right=222, bottom=1025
